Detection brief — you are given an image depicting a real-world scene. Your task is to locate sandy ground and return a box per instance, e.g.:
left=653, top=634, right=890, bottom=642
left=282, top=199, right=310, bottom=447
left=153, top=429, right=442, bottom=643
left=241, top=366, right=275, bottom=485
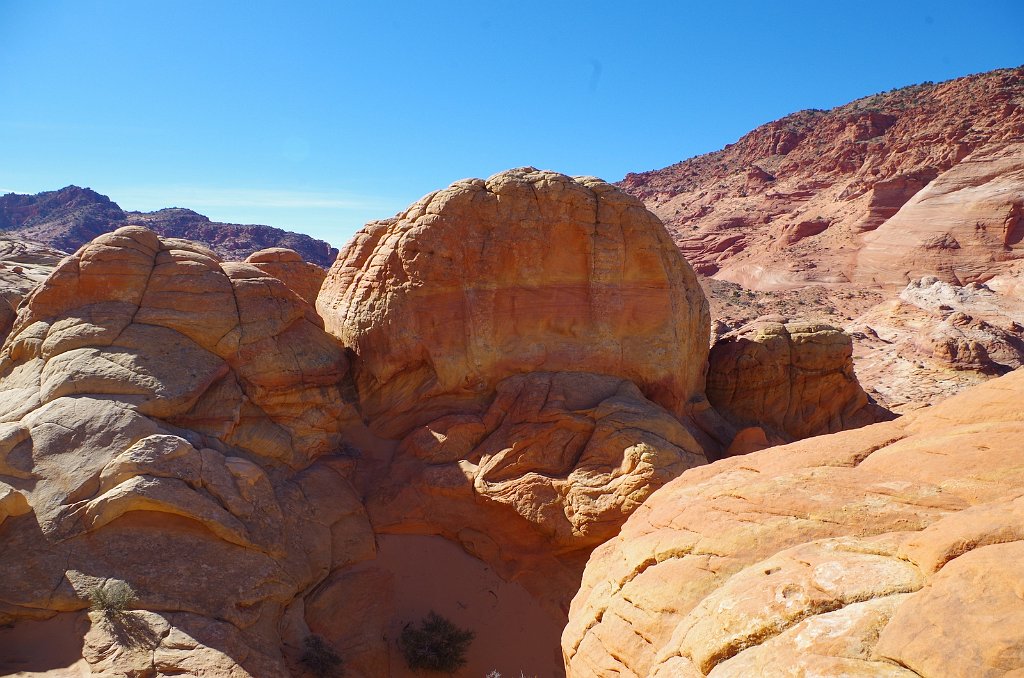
left=364, top=534, right=565, bottom=678
left=0, top=613, right=90, bottom=677
left=0, top=538, right=567, bottom=678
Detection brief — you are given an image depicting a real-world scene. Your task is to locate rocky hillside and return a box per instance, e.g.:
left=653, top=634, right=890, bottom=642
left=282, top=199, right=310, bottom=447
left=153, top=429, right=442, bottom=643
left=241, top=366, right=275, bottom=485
left=622, top=66, right=1024, bottom=411
left=621, top=65, right=1024, bottom=289
left=0, top=185, right=339, bottom=267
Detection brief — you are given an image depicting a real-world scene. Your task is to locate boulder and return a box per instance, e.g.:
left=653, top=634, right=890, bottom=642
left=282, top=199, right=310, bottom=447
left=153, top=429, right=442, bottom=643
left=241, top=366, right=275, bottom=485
left=317, top=167, right=712, bottom=439
left=706, top=319, right=892, bottom=442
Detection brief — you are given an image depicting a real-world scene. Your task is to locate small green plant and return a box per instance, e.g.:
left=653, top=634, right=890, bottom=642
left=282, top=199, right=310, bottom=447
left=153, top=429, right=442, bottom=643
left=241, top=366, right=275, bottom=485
left=399, top=611, right=474, bottom=674
left=300, top=635, right=343, bottom=677
left=87, top=580, right=136, bottom=615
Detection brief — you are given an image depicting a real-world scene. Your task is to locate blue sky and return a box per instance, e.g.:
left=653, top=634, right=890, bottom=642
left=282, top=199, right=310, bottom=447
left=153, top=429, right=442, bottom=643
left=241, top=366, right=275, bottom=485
left=1, top=1, right=1022, bottom=247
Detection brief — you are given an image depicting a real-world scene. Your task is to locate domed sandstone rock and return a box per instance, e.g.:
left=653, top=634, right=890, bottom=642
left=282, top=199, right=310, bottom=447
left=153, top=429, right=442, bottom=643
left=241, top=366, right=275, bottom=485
left=317, top=167, right=714, bottom=440
left=246, top=247, right=326, bottom=306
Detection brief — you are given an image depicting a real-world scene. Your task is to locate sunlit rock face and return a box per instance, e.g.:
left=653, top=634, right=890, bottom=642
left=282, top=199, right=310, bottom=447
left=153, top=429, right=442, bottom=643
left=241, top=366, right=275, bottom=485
left=246, top=246, right=327, bottom=306
left=563, top=367, right=1024, bottom=677
left=317, top=167, right=714, bottom=440
left=316, top=168, right=727, bottom=615
left=0, top=226, right=373, bottom=676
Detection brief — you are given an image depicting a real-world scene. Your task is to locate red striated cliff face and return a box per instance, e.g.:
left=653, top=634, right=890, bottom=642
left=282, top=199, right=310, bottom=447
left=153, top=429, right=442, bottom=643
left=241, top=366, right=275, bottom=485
left=622, top=66, right=1024, bottom=411
left=620, top=66, right=1024, bottom=291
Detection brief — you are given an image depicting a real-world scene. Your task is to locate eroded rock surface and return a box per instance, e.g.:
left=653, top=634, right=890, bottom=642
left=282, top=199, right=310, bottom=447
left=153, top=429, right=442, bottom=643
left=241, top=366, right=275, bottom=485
left=0, top=226, right=374, bottom=676
left=851, top=276, right=1024, bottom=410
left=317, top=169, right=730, bottom=618
left=622, top=67, right=1024, bottom=291
left=624, top=66, right=1024, bottom=411
left=367, top=371, right=711, bottom=613
left=707, top=319, right=892, bottom=443
left=855, top=142, right=1024, bottom=288
left=0, top=234, right=65, bottom=343
left=245, top=247, right=327, bottom=306
left=317, top=167, right=713, bottom=438
left=563, top=367, right=1024, bottom=677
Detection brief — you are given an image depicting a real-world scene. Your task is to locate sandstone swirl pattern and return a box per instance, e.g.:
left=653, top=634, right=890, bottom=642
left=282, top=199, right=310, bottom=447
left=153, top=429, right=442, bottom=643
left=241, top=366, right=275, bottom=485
left=563, top=367, right=1024, bottom=677
left=318, top=169, right=726, bottom=616
left=0, top=227, right=373, bottom=675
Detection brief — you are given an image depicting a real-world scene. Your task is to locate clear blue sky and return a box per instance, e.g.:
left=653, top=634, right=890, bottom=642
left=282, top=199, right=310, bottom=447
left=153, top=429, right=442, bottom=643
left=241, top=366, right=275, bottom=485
left=1, top=0, right=1022, bottom=247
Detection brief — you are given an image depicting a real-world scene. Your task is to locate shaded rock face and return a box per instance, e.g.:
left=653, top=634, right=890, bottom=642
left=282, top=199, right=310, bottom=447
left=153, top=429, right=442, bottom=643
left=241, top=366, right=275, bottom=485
left=563, top=367, right=1024, bottom=677
left=367, top=371, right=710, bottom=613
left=706, top=319, right=893, bottom=444
left=317, top=167, right=712, bottom=439
left=0, top=226, right=372, bottom=676
left=0, top=186, right=339, bottom=267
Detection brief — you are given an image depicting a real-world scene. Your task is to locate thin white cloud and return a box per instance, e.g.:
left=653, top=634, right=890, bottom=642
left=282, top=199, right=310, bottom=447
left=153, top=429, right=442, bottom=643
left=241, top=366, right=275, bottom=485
left=110, top=186, right=388, bottom=212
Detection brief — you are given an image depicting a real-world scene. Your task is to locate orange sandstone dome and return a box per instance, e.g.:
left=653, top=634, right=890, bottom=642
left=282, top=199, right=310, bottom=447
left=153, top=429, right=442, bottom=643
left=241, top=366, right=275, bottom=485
left=317, top=167, right=712, bottom=438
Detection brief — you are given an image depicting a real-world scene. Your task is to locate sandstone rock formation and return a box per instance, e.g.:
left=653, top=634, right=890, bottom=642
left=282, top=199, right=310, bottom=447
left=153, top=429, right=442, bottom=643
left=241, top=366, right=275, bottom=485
left=2, top=162, right=1009, bottom=677
left=622, top=67, right=1024, bottom=290
left=246, top=247, right=327, bottom=306
left=563, top=366, right=1024, bottom=677
left=707, top=319, right=892, bottom=443
left=318, top=167, right=714, bottom=439
left=0, top=234, right=65, bottom=342
left=851, top=276, right=1024, bottom=410
left=855, top=142, right=1024, bottom=288
left=0, top=185, right=339, bottom=266
left=0, top=226, right=373, bottom=676
left=622, top=66, right=1024, bottom=409
left=0, top=178, right=737, bottom=676
left=364, top=371, right=711, bottom=614
left=315, top=169, right=730, bottom=623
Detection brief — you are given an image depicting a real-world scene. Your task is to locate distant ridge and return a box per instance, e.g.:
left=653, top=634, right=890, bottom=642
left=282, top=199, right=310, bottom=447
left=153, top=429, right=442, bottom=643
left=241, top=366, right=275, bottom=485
left=0, top=185, right=339, bottom=267
left=618, top=65, right=1024, bottom=289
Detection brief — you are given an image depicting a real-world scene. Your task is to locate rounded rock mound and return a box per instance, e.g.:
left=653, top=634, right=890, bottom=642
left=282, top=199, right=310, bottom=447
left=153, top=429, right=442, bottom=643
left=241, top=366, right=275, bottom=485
left=317, top=167, right=711, bottom=437
left=563, top=368, right=1024, bottom=677
left=245, top=247, right=326, bottom=306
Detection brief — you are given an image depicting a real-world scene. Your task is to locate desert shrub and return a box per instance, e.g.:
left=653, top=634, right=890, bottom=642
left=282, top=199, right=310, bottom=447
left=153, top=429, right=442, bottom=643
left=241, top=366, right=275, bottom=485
left=399, top=611, right=474, bottom=673
left=87, top=580, right=136, bottom=614
left=300, top=635, right=343, bottom=677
